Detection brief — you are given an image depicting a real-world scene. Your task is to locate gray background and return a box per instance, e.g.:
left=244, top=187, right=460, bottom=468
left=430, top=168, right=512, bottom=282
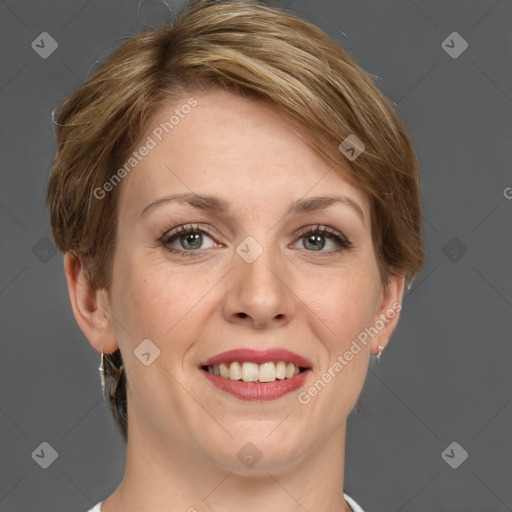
left=0, top=0, right=511, bottom=511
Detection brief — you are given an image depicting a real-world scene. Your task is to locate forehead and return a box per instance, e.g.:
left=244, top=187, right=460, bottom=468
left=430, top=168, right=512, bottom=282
left=116, top=88, right=369, bottom=220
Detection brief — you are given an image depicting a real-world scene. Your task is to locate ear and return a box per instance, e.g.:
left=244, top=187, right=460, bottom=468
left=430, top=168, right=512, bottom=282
left=63, top=252, right=118, bottom=354
left=370, top=273, right=406, bottom=356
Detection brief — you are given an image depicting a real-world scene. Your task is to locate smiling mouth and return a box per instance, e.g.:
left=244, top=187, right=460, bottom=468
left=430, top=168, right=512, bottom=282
left=200, top=361, right=309, bottom=383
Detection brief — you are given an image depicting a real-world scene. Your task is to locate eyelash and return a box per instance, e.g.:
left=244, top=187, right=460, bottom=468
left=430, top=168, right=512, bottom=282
left=160, top=223, right=354, bottom=258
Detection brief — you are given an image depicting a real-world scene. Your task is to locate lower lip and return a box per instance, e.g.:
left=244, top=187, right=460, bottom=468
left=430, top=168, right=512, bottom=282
left=200, top=368, right=310, bottom=401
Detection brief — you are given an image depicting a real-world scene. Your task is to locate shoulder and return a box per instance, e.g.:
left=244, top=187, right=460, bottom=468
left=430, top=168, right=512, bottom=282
left=344, top=493, right=366, bottom=512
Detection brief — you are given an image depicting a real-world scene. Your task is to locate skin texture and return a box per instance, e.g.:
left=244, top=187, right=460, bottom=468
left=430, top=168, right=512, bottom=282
left=64, top=88, right=405, bottom=512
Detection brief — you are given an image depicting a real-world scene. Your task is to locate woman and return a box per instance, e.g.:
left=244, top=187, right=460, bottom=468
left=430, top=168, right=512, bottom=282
left=46, top=1, right=424, bottom=511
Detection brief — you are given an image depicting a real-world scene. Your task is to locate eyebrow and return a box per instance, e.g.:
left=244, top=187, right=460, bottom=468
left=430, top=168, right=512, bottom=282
left=139, top=192, right=365, bottom=226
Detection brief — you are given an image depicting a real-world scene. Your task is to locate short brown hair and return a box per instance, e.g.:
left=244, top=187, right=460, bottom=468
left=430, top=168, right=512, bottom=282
left=47, top=0, right=424, bottom=443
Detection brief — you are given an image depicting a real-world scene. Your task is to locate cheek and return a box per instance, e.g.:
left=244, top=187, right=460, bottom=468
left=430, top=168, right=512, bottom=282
left=111, top=251, right=219, bottom=342
left=110, top=251, right=171, bottom=343
left=302, top=261, right=380, bottom=355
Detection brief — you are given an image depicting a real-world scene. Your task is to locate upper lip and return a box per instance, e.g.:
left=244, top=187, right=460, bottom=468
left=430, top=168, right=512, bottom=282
left=199, top=348, right=312, bottom=369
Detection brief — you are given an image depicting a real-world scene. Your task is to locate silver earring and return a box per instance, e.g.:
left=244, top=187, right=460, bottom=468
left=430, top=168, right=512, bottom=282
left=99, top=352, right=106, bottom=398
left=376, top=345, right=383, bottom=361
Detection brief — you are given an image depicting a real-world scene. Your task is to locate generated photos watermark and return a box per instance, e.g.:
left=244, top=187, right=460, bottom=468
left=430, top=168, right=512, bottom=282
left=93, top=97, right=198, bottom=200
left=297, top=301, right=402, bottom=405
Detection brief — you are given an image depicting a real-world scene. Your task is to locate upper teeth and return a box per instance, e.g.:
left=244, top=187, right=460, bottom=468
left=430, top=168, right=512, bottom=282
left=206, top=361, right=302, bottom=382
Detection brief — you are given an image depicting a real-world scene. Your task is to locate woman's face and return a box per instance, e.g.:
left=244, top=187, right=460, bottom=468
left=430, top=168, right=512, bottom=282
left=106, top=88, right=400, bottom=471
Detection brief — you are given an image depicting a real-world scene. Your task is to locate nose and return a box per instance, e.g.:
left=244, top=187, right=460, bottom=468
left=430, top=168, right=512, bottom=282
left=222, top=240, right=295, bottom=330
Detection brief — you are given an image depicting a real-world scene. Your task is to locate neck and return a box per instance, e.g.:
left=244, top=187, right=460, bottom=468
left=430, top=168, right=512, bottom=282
left=102, top=400, right=353, bottom=512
